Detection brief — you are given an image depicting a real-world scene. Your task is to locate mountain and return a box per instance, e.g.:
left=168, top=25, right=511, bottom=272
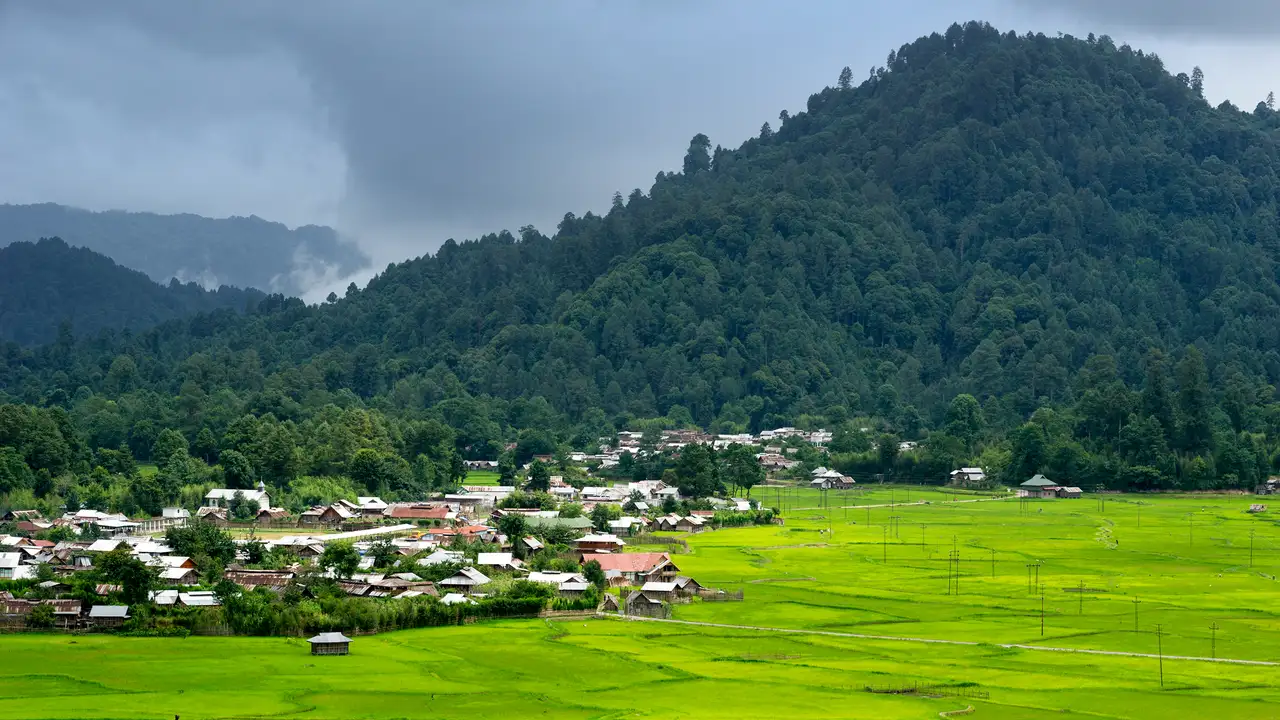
left=0, top=203, right=368, bottom=295
left=0, top=238, right=263, bottom=346
left=5, top=22, right=1280, bottom=493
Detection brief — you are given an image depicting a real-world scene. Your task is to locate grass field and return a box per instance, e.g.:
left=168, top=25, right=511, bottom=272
left=464, top=470, right=502, bottom=486
left=5, top=487, right=1280, bottom=718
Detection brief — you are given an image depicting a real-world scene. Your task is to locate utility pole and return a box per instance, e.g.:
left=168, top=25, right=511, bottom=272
left=1132, top=598, right=1140, bottom=632
left=1155, top=624, right=1165, bottom=687
left=1040, top=591, right=1045, bottom=636
left=1078, top=580, right=1085, bottom=615
left=921, top=524, right=927, bottom=551
left=1210, top=622, right=1219, bottom=659
left=882, top=525, right=887, bottom=563
left=1250, top=528, right=1256, bottom=568
left=990, top=548, right=996, bottom=578
left=1026, top=563, right=1035, bottom=593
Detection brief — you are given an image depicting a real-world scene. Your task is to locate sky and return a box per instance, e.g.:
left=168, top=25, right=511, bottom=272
left=1, top=0, right=1278, bottom=294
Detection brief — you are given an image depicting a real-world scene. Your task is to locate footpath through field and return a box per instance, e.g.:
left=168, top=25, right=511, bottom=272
left=604, top=615, right=1280, bottom=667
left=786, top=495, right=1010, bottom=512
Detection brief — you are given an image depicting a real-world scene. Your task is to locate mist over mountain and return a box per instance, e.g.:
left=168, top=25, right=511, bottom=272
left=6, top=23, right=1280, bottom=492
left=0, top=238, right=263, bottom=346
left=0, top=203, right=368, bottom=296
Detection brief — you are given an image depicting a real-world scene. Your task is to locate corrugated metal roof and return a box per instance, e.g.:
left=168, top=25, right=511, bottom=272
left=89, top=605, right=129, bottom=618
left=308, top=632, right=351, bottom=643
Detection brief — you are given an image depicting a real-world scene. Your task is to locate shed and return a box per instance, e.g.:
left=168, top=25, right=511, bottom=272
left=88, top=605, right=129, bottom=628
left=307, top=632, right=352, bottom=656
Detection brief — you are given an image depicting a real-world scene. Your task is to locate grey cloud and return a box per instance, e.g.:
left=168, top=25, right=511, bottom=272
left=1012, top=0, right=1280, bottom=36
left=3, top=0, right=996, bottom=276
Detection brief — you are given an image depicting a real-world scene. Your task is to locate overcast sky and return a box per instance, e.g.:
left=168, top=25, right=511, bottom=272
left=2, top=0, right=1278, bottom=286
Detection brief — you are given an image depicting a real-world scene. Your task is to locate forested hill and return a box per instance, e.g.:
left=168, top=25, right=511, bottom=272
left=0, top=203, right=368, bottom=296
left=6, top=22, right=1280, bottom=490
left=0, top=238, right=263, bottom=346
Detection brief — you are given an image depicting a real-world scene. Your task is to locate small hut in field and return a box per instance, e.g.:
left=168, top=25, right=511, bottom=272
left=307, top=632, right=352, bottom=656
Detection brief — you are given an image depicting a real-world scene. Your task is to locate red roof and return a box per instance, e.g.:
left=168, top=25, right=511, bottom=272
left=581, top=552, right=671, bottom=573
left=30, top=540, right=54, bottom=548
left=690, top=510, right=715, bottom=517
left=387, top=506, right=448, bottom=520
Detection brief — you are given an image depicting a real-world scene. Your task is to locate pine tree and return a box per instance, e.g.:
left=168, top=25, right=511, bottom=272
left=838, top=66, right=853, bottom=90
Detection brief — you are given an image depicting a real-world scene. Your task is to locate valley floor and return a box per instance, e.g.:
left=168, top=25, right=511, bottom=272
left=4, top=487, right=1279, bottom=719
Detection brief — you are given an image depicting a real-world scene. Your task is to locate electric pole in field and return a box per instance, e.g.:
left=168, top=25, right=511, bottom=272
left=1132, top=597, right=1140, bottom=632
left=1040, top=590, right=1045, bottom=636
left=921, top=524, right=927, bottom=551
left=1078, top=580, right=1085, bottom=615
left=1210, top=622, right=1220, bottom=659
left=1155, top=624, right=1165, bottom=687
left=882, top=525, right=887, bottom=563
left=1250, top=528, right=1256, bottom=568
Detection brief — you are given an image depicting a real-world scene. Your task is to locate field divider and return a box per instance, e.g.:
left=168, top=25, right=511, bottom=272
left=598, top=615, right=1280, bottom=667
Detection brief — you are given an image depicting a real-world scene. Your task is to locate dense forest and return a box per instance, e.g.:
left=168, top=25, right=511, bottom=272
left=5, top=22, right=1280, bottom=510
left=0, top=239, right=263, bottom=346
left=0, top=203, right=368, bottom=295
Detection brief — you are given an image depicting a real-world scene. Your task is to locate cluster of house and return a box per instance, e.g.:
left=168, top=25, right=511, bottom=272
left=539, top=426, right=838, bottom=470
left=808, top=467, right=856, bottom=490
left=1017, top=475, right=1083, bottom=499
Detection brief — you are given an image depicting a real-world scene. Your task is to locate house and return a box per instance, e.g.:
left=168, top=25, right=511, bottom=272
left=356, top=497, right=389, bottom=517
left=204, top=487, right=271, bottom=511
left=1018, top=474, right=1061, bottom=498
left=1056, top=486, right=1083, bottom=499
left=528, top=571, right=591, bottom=598
left=674, top=516, right=705, bottom=533
left=416, top=549, right=464, bottom=567
left=464, top=460, right=499, bottom=471
left=0, top=552, right=21, bottom=580
left=476, top=552, right=523, bottom=572
left=575, top=534, right=626, bottom=553
left=1, top=510, right=41, bottom=522
left=599, top=593, right=621, bottom=613
left=437, top=567, right=490, bottom=594
left=88, top=605, right=130, bottom=628
left=384, top=504, right=449, bottom=521
left=608, top=517, right=645, bottom=536
left=521, top=536, right=545, bottom=554
left=196, top=506, right=228, bottom=522
left=949, top=467, right=987, bottom=487
left=582, top=552, right=678, bottom=585
left=624, top=590, right=667, bottom=617
left=160, top=567, right=199, bottom=586
left=440, top=592, right=477, bottom=606
left=0, top=598, right=82, bottom=628
left=300, top=505, right=354, bottom=526
left=1257, top=477, right=1280, bottom=495
left=151, top=590, right=179, bottom=606
left=178, top=591, right=221, bottom=607
left=308, top=632, right=352, bottom=656
left=810, top=468, right=855, bottom=490
left=223, top=568, right=296, bottom=590
left=153, top=555, right=195, bottom=569
left=672, top=575, right=703, bottom=597
left=255, top=507, right=290, bottom=523
left=639, top=581, right=677, bottom=601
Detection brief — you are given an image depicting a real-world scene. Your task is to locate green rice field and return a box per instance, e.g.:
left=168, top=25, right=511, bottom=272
left=4, top=487, right=1280, bottom=719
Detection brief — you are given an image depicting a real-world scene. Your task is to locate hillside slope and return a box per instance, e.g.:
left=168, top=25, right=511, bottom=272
left=0, top=238, right=263, bottom=346
left=0, top=203, right=368, bottom=295
left=6, top=23, right=1280, bottom=489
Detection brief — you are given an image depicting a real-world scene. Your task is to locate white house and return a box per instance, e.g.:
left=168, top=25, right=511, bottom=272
left=204, top=487, right=270, bottom=510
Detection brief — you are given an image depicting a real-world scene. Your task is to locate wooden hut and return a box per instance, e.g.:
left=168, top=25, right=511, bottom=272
left=307, top=632, right=352, bottom=656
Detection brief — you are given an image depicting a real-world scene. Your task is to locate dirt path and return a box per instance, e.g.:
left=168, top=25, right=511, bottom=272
left=787, top=496, right=1009, bottom=512
left=602, top=615, right=1279, bottom=667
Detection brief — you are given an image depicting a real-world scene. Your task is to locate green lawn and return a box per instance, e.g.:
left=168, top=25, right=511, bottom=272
left=464, top=470, right=502, bottom=486
left=5, top=488, right=1280, bottom=718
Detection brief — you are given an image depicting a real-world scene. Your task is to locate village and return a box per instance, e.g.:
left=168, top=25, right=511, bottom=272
left=1, top=464, right=765, bottom=640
